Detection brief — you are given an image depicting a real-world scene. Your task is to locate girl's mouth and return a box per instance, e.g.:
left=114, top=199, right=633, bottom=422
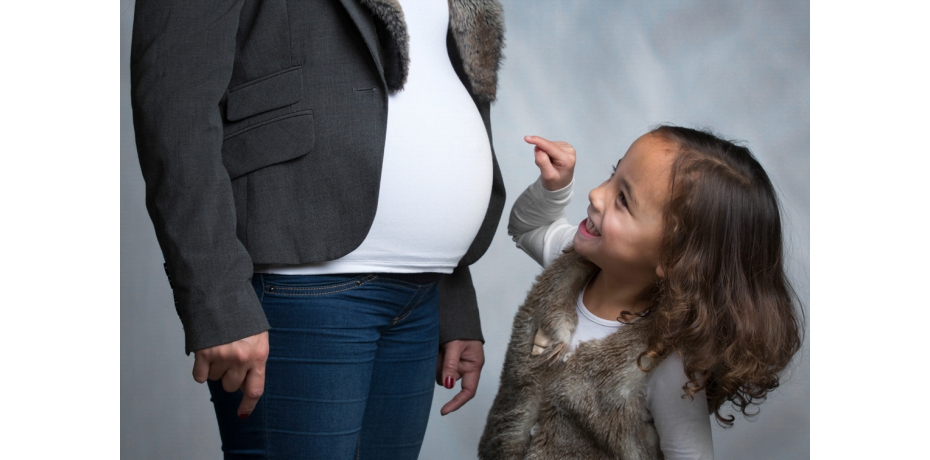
left=579, top=218, right=601, bottom=237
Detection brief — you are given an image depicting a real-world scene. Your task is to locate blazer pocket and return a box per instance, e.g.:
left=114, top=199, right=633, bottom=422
left=226, top=66, right=302, bottom=122
left=222, top=111, right=315, bottom=180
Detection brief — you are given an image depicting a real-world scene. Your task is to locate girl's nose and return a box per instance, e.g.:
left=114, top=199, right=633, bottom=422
left=588, top=183, right=606, bottom=210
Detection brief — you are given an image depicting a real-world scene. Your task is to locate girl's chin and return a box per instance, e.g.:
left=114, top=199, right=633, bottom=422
left=572, top=232, right=593, bottom=254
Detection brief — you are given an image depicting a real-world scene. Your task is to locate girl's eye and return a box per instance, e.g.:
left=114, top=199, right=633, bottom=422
left=618, top=191, right=628, bottom=208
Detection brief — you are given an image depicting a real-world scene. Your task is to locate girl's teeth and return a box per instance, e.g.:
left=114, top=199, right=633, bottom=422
left=586, top=219, right=600, bottom=236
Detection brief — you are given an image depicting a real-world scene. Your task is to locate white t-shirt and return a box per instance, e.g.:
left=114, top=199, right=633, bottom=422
left=258, top=0, right=493, bottom=275
left=569, top=290, right=625, bottom=354
left=509, top=177, right=714, bottom=460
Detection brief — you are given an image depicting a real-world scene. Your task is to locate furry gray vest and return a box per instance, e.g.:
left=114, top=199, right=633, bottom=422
left=479, top=250, right=664, bottom=460
left=359, top=0, right=505, bottom=103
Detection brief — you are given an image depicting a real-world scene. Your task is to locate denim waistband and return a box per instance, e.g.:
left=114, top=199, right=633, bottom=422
left=373, top=272, right=443, bottom=284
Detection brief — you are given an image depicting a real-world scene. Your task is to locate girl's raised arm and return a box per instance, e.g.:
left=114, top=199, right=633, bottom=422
left=508, top=136, right=579, bottom=267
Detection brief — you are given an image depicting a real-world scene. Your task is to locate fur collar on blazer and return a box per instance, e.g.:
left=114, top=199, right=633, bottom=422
left=480, top=250, right=663, bottom=460
left=359, top=0, right=505, bottom=102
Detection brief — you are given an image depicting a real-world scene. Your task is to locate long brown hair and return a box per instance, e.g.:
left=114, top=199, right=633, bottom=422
left=641, top=126, right=803, bottom=426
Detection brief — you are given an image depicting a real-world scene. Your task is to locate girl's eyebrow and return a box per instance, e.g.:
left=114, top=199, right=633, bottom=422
left=611, top=157, right=623, bottom=174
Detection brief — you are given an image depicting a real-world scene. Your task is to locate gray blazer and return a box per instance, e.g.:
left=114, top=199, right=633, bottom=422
left=130, top=0, right=506, bottom=353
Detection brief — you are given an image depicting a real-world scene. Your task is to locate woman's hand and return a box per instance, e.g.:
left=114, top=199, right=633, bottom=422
left=192, top=331, right=269, bottom=419
left=436, top=340, right=484, bottom=415
left=525, top=135, right=576, bottom=191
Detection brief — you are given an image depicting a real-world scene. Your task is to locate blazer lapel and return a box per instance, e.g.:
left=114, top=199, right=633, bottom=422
left=337, top=0, right=388, bottom=89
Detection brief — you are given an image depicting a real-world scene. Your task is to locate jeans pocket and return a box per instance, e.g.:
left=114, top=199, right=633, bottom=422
left=261, top=274, right=376, bottom=296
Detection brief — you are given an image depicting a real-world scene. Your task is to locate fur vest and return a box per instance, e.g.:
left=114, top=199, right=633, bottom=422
left=480, top=251, right=663, bottom=460
left=360, top=0, right=505, bottom=102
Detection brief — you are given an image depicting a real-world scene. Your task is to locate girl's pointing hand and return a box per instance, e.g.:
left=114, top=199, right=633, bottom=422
left=525, top=135, right=576, bottom=191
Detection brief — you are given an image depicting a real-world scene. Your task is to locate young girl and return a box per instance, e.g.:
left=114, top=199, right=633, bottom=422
left=479, top=126, right=802, bottom=459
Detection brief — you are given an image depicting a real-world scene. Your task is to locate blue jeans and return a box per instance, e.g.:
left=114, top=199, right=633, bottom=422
left=208, top=273, right=440, bottom=459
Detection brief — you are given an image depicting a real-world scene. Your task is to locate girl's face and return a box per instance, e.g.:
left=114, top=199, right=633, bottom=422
left=573, top=133, right=675, bottom=282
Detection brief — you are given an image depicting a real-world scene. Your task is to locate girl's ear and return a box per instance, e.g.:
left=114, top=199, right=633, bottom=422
left=655, top=265, right=666, bottom=278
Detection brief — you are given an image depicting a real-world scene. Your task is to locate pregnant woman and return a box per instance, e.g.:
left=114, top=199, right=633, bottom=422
left=130, top=0, right=506, bottom=458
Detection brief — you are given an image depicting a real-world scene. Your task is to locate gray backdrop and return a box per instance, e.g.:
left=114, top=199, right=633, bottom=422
left=121, top=1, right=809, bottom=458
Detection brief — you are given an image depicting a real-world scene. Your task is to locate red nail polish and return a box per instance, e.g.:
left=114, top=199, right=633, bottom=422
left=444, top=376, right=454, bottom=389
left=238, top=413, right=248, bottom=420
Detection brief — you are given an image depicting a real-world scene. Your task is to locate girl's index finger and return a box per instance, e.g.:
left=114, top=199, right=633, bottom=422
left=524, top=135, right=562, bottom=157
left=527, top=136, right=577, bottom=170
left=524, top=135, right=549, bottom=146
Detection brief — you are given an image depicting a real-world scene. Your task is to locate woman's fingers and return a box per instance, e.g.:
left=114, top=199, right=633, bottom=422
left=192, top=353, right=212, bottom=384
left=439, top=340, right=484, bottom=416
left=437, top=341, right=463, bottom=389
left=190, top=332, right=270, bottom=419
left=238, top=367, right=266, bottom=418
left=221, top=367, right=244, bottom=393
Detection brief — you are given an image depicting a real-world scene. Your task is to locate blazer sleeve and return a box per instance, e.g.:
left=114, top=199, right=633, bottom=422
left=130, top=0, right=270, bottom=354
left=438, top=265, right=484, bottom=344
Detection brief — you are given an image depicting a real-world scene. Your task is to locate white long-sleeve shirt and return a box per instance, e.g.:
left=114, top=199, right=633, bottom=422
left=508, top=177, right=714, bottom=460
left=256, top=0, right=492, bottom=276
